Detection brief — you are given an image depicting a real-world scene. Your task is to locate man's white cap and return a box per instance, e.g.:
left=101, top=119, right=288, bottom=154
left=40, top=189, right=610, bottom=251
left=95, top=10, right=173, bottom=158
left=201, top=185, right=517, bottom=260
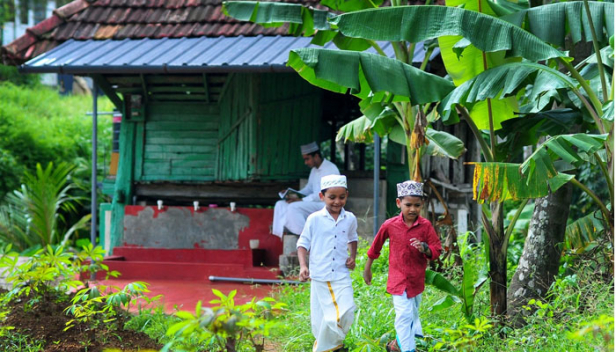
left=300, top=141, right=319, bottom=154
left=397, top=180, right=424, bottom=197
left=321, top=175, right=347, bottom=190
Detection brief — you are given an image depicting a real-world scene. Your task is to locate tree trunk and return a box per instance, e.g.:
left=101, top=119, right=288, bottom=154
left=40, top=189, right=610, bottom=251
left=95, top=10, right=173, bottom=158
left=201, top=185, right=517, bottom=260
left=507, top=184, right=572, bottom=326
left=487, top=202, right=507, bottom=317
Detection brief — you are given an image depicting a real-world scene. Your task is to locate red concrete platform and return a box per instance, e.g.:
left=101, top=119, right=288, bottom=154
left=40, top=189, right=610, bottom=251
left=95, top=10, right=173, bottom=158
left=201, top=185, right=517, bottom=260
left=94, top=278, right=282, bottom=314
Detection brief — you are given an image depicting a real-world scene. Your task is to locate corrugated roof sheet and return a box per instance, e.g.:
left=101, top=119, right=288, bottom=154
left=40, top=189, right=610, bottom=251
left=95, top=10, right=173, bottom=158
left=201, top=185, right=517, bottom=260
left=21, top=36, right=439, bottom=74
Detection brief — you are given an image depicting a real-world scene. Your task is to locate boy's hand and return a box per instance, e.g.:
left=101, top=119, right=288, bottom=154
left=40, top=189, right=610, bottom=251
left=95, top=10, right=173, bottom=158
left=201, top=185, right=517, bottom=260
left=363, top=268, right=372, bottom=285
left=299, top=266, right=310, bottom=282
left=410, top=238, right=427, bottom=252
left=345, top=257, right=356, bottom=270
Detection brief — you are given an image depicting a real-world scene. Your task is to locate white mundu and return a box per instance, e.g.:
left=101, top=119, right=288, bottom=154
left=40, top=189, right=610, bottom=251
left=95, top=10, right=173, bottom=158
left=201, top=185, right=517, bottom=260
left=310, top=278, right=355, bottom=352
left=272, top=158, right=339, bottom=237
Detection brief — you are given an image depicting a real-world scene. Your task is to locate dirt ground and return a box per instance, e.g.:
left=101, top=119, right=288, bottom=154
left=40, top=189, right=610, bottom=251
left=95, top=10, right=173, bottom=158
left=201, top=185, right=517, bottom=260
left=2, top=291, right=162, bottom=352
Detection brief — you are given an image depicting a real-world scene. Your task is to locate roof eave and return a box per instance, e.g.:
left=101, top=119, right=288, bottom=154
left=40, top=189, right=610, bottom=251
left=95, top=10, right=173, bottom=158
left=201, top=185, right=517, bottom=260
left=18, top=64, right=295, bottom=75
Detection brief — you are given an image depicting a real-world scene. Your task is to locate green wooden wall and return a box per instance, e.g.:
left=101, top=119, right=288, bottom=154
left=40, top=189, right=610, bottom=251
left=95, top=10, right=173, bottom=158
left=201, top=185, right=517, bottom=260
left=217, top=74, right=255, bottom=180
left=137, top=102, right=220, bottom=182
left=124, top=73, right=324, bottom=183
left=254, top=73, right=323, bottom=180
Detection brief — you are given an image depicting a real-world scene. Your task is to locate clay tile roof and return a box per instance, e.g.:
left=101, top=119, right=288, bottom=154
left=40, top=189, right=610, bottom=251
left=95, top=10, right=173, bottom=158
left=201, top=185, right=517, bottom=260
left=1, top=0, right=381, bottom=65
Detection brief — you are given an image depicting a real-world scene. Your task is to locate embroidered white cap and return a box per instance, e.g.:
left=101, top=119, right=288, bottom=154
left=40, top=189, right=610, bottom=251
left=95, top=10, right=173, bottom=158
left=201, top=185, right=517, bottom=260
left=397, top=180, right=424, bottom=197
left=300, top=141, right=319, bottom=154
left=321, top=175, right=347, bottom=190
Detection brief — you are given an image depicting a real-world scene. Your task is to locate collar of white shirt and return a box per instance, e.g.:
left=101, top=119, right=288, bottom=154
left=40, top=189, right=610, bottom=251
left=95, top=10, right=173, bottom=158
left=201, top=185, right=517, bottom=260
left=318, top=206, right=346, bottom=222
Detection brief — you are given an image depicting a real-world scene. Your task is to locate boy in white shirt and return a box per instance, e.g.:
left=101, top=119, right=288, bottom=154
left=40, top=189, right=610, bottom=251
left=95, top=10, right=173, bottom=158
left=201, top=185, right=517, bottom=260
left=297, top=174, right=358, bottom=352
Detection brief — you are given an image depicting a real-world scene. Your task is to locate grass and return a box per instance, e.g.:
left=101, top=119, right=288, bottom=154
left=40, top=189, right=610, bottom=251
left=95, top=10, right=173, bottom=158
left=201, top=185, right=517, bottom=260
left=266, top=240, right=614, bottom=352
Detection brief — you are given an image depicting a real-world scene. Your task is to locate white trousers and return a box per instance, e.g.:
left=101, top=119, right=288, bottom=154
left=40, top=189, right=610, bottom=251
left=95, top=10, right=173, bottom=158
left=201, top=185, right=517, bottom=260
left=311, top=278, right=355, bottom=352
left=392, top=292, right=423, bottom=352
left=272, top=200, right=324, bottom=237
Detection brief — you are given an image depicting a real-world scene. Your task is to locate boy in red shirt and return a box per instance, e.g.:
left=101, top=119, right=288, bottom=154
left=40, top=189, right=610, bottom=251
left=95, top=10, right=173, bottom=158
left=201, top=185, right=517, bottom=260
left=363, top=180, right=442, bottom=352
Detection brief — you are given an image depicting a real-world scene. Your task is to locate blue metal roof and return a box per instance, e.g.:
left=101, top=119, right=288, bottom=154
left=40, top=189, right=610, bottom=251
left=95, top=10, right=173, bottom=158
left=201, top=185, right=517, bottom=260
left=21, top=35, right=439, bottom=74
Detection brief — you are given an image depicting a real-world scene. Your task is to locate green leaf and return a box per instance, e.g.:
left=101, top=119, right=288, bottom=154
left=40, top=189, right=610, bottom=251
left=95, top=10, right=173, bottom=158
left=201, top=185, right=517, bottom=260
left=176, top=311, right=195, bottom=320
left=428, top=295, right=461, bottom=312
left=425, top=269, right=460, bottom=297
left=473, top=134, right=608, bottom=202
left=439, top=62, right=578, bottom=126
left=470, top=162, right=574, bottom=203
left=565, top=211, right=605, bottom=250
left=424, top=129, right=466, bottom=159
left=602, top=101, right=613, bottom=122
left=288, top=48, right=455, bottom=105
left=222, top=1, right=333, bottom=35
left=320, top=0, right=383, bottom=12
left=331, top=6, right=567, bottom=62
left=502, top=2, right=614, bottom=48
left=487, top=0, right=530, bottom=17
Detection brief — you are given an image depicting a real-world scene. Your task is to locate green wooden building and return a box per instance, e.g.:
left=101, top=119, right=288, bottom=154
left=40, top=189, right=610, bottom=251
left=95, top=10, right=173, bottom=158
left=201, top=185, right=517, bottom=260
left=2, top=0, right=478, bottom=260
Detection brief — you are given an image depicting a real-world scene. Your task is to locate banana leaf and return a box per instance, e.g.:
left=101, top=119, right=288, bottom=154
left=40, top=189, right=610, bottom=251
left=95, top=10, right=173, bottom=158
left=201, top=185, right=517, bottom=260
left=336, top=104, right=398, bottom=143
left=565, top=211, right=605, bottom=251
left=320, top=0, right=384, bottom=12
left=425, top=269, right=460, bottom=296
left=436, top=0, right=520, bottom=130
left=487, top=0, right=530, bottom=17
left=288, top=48, right=455, bottom=104
left=458, top=231, right=488, bottom=320
left=520, top=133, right=609, bottom=173
left=331, top=6, right=567, bottom=62
left=222, top=1, right=333, bottom=35
left=495, top=109, right=583, bottom=160
left=424, top=129, right=466, bottom=159
left=502, top=2, right=614, bottom=48
left=470, top=162, right=574, bottom=203
left=438, top=62, right=578, bottom=126
left=603, top=101, right=613, bottom=122
left=471, top=134, right=608, bottom=203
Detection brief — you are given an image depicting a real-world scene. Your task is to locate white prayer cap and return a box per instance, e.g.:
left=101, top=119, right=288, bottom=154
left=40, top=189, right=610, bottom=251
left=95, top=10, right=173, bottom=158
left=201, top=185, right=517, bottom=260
left=321, top=175, right=347, bottom=190
left=397, top=180, right=424, bottom=198
left=300, top=141, right=319, bottom=154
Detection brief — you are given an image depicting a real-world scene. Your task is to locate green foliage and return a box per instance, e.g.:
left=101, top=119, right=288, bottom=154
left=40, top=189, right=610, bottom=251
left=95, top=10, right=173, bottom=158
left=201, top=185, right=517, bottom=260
left=65, top=281, right=159, bottom=333
left=164, top=289, right=286, bottom=352
left=288, top=48, right=455, bottom=104
left=0, top=82, right=113, bottom=200
left=431, top=316, right=493, bottom=351
left=0, top=162, right=90, bottom=251
left=0, top=65, right=40, bottom=88
left=266, top=240, right=613, bottom=351
left=0, top=330, right=45, bottom=352
left=0, top=245, right=83, bottom=303
left=568, top=314, right=614, bottom=352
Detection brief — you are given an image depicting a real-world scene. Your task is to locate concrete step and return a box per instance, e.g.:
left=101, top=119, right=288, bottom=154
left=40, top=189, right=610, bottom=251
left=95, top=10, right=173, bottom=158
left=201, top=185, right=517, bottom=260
left=99, top=260, right=281, bottom=281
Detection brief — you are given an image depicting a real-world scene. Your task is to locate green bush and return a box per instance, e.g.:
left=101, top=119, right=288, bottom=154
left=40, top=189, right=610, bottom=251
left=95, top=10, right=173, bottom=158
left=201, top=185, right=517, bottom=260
left=0, top=65, right=40, bottom=88
left=0, top=82, right=113, bottom=200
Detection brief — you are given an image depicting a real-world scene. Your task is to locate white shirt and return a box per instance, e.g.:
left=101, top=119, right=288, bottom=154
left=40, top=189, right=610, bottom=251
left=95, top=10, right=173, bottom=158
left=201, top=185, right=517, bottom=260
left=297, top=207, right=359, bottom=281
left=299, top=158, right=340, bottom=202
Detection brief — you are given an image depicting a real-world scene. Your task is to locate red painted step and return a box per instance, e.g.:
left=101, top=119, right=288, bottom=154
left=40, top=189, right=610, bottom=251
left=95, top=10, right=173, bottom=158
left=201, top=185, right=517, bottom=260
left=98, top=247, right=282, bottom=281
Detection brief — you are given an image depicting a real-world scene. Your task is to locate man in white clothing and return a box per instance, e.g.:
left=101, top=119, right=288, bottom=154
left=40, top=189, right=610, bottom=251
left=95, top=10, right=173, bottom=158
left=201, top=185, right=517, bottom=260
left=271, top=141, right=340, bottom=237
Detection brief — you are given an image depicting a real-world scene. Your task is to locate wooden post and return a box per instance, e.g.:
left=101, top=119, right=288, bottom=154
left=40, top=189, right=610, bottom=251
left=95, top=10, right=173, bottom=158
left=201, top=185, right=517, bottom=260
left=109, top=95, right=135, bottom=254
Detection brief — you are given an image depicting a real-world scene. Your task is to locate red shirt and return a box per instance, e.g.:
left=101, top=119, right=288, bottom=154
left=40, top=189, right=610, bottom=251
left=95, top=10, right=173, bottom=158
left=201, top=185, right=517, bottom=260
left=367, top=215, right=442, bottom=297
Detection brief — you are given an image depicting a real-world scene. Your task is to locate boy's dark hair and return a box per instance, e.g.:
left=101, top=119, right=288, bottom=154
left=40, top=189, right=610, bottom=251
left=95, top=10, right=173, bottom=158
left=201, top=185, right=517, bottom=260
left=398, top=195, right=425, bottom=201
left=307, top=150, right=322, bottom=158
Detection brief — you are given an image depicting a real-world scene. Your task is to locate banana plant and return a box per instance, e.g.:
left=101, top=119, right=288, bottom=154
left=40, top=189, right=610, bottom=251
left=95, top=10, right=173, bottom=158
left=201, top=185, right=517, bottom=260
left=224, top=0, right=614, bottom=317
left=425, top=231, right=488, bottom=322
